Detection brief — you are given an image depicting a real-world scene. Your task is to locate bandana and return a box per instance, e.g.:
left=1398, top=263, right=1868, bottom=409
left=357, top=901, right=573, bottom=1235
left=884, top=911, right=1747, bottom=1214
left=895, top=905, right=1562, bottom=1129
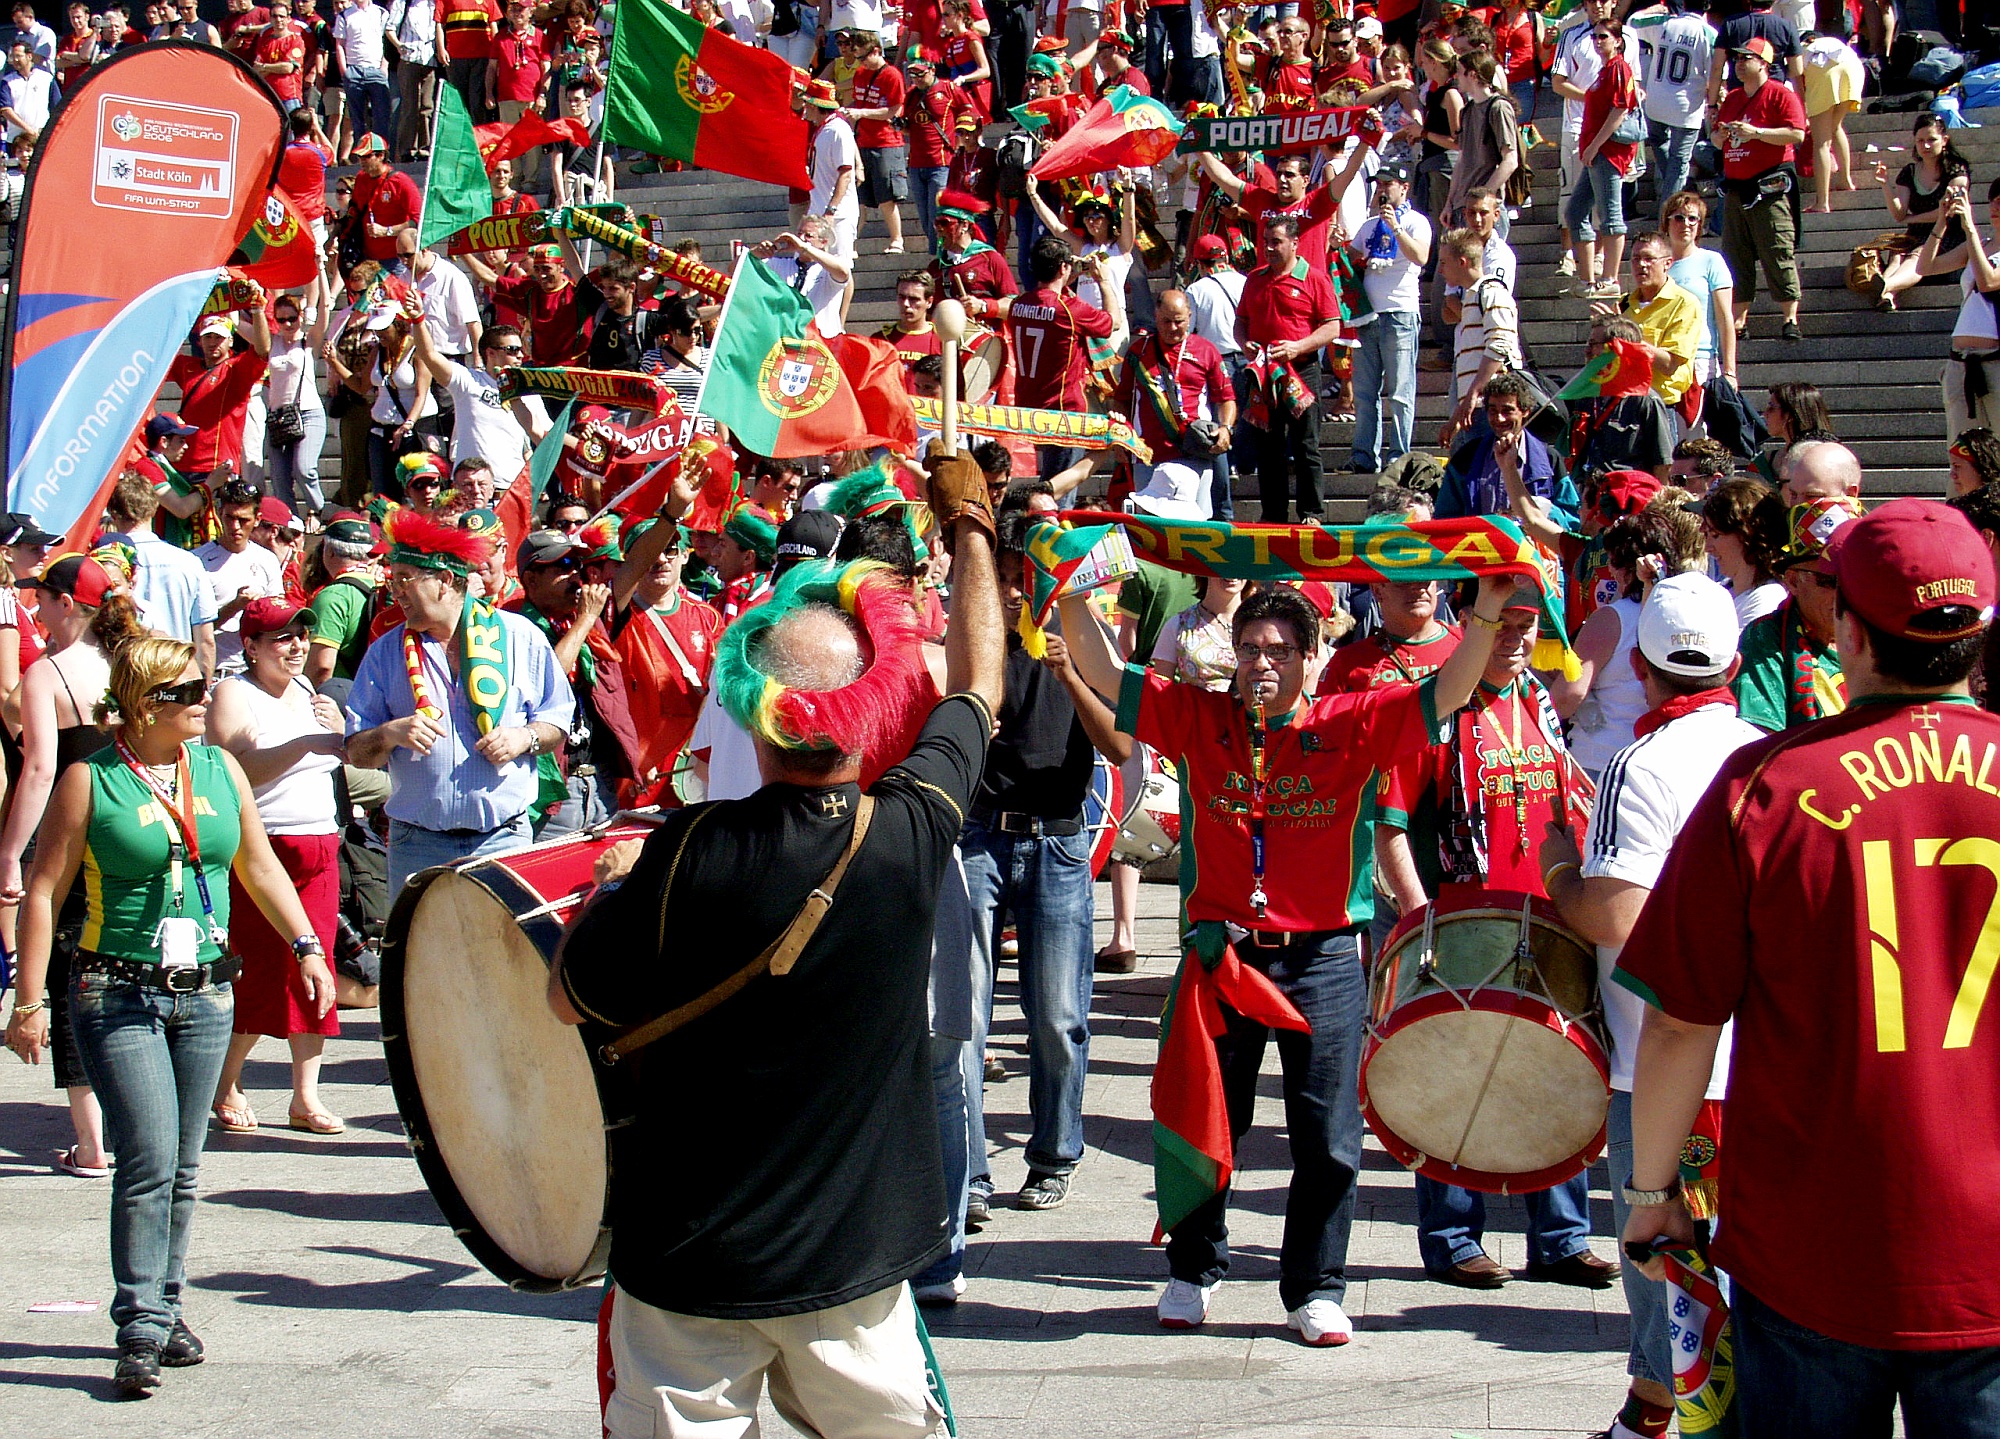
left=1631, top=687, right=1737, bottom=739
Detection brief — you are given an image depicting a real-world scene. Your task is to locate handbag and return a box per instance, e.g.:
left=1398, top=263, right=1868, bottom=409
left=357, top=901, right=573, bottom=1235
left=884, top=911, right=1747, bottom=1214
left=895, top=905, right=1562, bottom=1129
left=1845, top=229, right=1907, bottom=296
left=266, top=351, right=309, bottom=447
left=1611, top=108, right=1644, bottom=145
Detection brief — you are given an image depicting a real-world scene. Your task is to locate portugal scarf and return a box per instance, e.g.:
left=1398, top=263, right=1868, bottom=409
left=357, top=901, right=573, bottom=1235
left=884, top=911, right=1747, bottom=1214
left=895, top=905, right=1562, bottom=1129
left=404, top=593, right=512, bottom=738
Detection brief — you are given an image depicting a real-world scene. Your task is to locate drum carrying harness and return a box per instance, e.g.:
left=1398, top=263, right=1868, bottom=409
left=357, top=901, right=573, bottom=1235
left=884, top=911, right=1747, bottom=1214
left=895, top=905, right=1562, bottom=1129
left=596, top=795, right=878, bottom=1065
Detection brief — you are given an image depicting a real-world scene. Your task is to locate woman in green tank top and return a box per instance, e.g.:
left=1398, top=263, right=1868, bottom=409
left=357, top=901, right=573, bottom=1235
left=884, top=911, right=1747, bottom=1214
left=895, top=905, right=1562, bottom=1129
left=1, top=636, right=335, bottom=1397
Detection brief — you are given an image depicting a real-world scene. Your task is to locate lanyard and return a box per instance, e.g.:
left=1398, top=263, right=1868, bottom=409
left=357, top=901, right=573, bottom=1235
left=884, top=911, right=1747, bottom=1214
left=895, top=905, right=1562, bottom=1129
left=114, top=737, right=219, bottom=929
left=1246, top=704, right=1270, bottom=920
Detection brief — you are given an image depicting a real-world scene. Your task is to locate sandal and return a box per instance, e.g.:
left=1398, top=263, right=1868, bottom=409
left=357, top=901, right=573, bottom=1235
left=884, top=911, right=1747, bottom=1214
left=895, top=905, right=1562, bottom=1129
left=288, top=1111, right=346, bottom=1136
left=57, top=1146, right=110, bottom=1178
left=211, top=1101, right=257, bottom=1134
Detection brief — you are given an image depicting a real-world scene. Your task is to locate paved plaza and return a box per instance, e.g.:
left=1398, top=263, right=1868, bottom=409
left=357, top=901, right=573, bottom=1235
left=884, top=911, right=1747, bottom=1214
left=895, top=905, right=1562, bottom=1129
left=1, top=878, right=1635, bottom=1438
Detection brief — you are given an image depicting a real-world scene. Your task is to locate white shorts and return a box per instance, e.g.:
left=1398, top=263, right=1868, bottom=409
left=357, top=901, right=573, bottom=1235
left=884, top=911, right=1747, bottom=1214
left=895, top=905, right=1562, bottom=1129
left=829, top=211, right=860, bottom=263
left=604, top=1282, right=945, bottom=1439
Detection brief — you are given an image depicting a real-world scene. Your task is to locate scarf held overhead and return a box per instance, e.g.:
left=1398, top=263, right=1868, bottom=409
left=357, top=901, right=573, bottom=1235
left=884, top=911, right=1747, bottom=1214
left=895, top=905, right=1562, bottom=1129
left=1176, top=104, right=1383, bottom=156
left=501, top=365, right=678, bottom=416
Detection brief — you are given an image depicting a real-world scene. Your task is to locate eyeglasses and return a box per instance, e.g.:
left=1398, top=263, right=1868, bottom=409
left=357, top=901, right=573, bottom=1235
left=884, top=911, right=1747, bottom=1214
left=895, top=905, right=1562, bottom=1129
left=1666, top=212, right=1702, bottom=225
left=1235, top=642, right=1299, bottom=666
left=147, top=677, right=209, bottom=707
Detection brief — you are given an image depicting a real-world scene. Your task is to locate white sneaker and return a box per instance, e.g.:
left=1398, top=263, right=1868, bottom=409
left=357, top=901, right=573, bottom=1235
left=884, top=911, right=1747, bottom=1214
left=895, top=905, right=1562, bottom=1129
left=1556, top=252, right=1577, bottom=276
left=1286, top=1299, right=1353, bottom=1347
left=1157, top=1278, right=1216, bottom=1329
left=913, top=1276, right=965, bottom=1306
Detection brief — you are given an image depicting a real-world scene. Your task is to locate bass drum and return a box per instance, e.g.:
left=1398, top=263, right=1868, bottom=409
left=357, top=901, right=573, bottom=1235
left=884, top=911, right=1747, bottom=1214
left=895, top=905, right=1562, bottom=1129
left=1081, top=749, right=1126, bottom=878
left=1360, top=888, right=1610, bottom=1195
left=1111, top=745, right=1182, bottom=868
left=960, top=328, right=1006, bottom=404
left=380, top=826, right=651, bottom=1292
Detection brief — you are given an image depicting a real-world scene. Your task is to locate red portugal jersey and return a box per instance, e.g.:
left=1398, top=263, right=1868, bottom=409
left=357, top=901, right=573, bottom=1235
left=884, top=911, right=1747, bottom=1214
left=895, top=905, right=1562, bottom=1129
left=618, top=592, right=724, bottom=782
left=1616, top=694, right=2000, bottom=1351
left=1318, top=623, right=1462, bottom=695
left=1007, top=285, right=1114, bottom=411
left=1135, top=670, right=1446, bottom=931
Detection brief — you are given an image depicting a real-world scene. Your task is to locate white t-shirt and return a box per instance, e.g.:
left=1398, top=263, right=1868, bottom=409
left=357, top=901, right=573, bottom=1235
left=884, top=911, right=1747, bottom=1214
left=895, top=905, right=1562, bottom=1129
left=828, top=0, right=885, bottom=36
left=264, top=337, right=323, bottom=415
left=333, top=0, right=391, bottom=74
left=1353, top=206, right=1432, bottom=315
left=1185, top=270, right=1246, bottom=358
left=194, top=541, right=285, bottom=673
left=1732, top=577, right=1786, bottom=626
left=416, top=256, right=482, bottom=358
left=1076, top=240, right=1131, bottom=315
left=1953, top=253, right=2000, bottom=352
left=1629, top=8, right=1717, bottom=127
left=1553, top=19, right=1642, bottom=135
left=811, top=116, right=861, bottom=223
left=1582, top=701, right=1763, bottom=1096
left=766, top=255, right=845, bottom=337
left=690, top=686, right=762, bottom=801
left=437, top=358, right=549, bottom=488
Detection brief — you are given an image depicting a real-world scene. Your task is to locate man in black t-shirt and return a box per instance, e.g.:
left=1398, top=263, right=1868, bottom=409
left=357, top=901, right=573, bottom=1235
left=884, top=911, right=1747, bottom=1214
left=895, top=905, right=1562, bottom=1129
left=550, top=452, right=1004, bottom=1439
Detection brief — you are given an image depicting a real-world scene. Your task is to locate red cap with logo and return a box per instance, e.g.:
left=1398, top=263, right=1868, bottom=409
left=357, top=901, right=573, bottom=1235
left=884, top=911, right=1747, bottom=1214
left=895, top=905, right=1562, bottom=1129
left=1825, top=497, right=1998, bottom=642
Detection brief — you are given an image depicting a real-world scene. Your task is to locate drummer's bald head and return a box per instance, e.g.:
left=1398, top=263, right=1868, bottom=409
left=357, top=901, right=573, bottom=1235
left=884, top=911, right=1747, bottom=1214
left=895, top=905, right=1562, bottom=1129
left=753, top=604, right=867, bottom=782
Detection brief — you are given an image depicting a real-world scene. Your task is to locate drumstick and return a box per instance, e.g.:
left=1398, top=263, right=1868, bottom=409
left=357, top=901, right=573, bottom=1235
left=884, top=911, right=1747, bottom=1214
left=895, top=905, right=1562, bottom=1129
left=934, top=298, right=967, bottom=459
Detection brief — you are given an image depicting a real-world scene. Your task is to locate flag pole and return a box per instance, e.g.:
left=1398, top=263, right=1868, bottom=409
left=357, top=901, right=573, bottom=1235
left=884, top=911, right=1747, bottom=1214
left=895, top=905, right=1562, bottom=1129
left=690, top=251, right=752, bottom=423
left=587, top=453, right=677, bottom=525
left=933, top=299, right=965, bottom=457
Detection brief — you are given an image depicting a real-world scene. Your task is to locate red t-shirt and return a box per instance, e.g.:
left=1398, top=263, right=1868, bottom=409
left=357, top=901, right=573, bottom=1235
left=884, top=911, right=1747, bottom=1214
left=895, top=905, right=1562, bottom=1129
left=933, top=246, right=1017, bottom=301
left=1108, top=63, right=1150, bottom=96
left=1238, top=181, right=1339, bottom=271
left=1007, top=285, right=1114, bottom=411
left=1580, top=53, right=1641, bottom=175
left=1315, top=57, right=1376, bottom=91
left=939, top=32, right=990, bottom=121
left=350, top=167, right=421, bottom=261
left=1116, top=331, right=1230, bottom=459
left=1492, top=8, right=1540, bottom=85
left=1616, top=695, right=2000, bottom=1351
left=492, top=26, right=549, bottom=104
left=167, top=350, right=268, bottom=473
left=1318, top=623, right=1462, bottom=695
left=1716, top=77, right=1806, bottom=179
left=1255, top=55, right=1317, bottom=106
left=852, top=62, right=907, bottom=149
left=255, top=25, right=308, bottom=105
left=617, top=593, right=724, bottom=783
left=439, top=0, right=498, bottom=61
left=492, top=274, right=586, bottom=364
left=223, top=6, right=271, bottom=60
left=277, top=139, right=330, bottom=220
left=1136, top=670, right=1445, bottom=931
left=1237, top=257, right=1340, bottom=347
left=903, top=78, right=966, bottom=168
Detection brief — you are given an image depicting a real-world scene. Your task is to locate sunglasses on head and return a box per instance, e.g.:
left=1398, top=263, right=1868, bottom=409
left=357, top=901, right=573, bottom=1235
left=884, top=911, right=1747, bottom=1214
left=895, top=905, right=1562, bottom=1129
left=147, top=677, right=208, bottom=707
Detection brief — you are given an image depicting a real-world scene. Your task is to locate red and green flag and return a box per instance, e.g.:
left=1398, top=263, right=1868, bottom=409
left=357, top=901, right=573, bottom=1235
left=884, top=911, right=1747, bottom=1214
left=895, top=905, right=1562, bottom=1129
left=603, top=0, right=811, bottom=190
left=229, top=186, right=318, bottom=288
left=695, top=254, right=894, bottom=458
left=1557, top=336, right=1655, bottom=401
left=475, top=113, right=590, bottom=168
left=419, top=83, right=494, bottom=250
left=1029, top=85, right=1185, bottom=182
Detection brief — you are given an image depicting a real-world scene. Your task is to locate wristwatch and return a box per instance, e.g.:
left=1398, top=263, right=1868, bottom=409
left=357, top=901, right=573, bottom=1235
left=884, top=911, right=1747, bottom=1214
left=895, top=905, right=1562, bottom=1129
left=1622, top=1173, right=1683, bottom=1207
left=291, top=935, right=325, bottom=961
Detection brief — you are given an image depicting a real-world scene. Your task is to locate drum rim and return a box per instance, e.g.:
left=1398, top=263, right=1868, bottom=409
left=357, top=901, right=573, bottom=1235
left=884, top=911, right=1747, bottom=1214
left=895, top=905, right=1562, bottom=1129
left=1379, top=887, right=1587, bottom=960
left=380, top=850, right=619, bottom=1294
left=1360, top=987, right=1611, bottom=1196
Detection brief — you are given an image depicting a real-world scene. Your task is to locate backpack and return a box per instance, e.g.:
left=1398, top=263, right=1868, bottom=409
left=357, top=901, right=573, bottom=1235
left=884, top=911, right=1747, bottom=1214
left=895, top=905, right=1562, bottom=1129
left=995, top=129, right=1037, bottom=201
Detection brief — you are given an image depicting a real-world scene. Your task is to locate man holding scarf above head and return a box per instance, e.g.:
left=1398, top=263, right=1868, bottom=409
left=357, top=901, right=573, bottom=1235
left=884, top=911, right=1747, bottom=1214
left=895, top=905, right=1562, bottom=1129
left=344, top=508, right=574, bottom=894
left=1057, top=565, right=1522, bottom=1346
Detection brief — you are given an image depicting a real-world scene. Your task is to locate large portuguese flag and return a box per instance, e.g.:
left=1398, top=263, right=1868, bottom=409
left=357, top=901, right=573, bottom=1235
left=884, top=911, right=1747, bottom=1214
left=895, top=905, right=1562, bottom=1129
left=603, top=0, right=811, bottom=190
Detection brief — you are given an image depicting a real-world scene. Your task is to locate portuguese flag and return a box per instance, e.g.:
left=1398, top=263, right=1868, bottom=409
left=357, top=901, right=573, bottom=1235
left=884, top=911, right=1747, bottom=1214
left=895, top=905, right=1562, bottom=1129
left=1030, top=85, right=1185, bottom=183
left=419, top=83, right=494, bottom=250
left=1558, top=336, right=1655, bottom=401
left=603, top=0, right=811, bottom=190
left=695, top=255, right=893, bottom=459
left=229, top=186, right=318, bottom=288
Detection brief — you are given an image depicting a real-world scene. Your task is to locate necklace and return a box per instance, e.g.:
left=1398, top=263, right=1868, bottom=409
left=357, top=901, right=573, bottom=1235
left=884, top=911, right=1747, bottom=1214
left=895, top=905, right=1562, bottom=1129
left=1479, top=683, right=1533, bottom=853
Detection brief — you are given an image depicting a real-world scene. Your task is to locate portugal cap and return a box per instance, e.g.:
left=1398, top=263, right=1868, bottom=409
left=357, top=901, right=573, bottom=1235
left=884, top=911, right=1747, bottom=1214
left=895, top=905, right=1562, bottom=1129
left=1825, top=497, right=1998, bottom=642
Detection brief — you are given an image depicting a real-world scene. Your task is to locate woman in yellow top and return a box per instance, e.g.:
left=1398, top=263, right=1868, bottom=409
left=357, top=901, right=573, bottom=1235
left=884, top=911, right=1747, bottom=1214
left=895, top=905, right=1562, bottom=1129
left=2, top=637, right=334, bottom=1398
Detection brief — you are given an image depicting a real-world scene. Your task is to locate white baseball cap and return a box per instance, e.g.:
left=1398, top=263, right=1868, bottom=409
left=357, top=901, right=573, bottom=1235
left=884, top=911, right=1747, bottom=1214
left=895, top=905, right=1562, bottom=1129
left=1637, top=572, right=1740, bottom=677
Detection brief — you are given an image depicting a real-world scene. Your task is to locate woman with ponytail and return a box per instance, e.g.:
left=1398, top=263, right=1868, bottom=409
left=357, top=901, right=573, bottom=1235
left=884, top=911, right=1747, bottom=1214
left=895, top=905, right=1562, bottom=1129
left=0, top=556, right=145, bottom=1179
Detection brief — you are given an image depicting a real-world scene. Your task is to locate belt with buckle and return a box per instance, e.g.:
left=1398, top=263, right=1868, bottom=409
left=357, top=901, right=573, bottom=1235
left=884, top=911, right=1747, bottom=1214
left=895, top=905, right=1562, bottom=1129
left=571, top=764, right=598, bottom=778
left=974, top=809, right=1083, bottom=838
left=77, top=951, right=243, bottom=994
left=1238, top=927, right=1352, bottom=950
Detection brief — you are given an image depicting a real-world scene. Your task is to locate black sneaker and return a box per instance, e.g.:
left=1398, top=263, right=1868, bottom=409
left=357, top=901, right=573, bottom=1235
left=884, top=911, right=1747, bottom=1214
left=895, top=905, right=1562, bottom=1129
left=1780, top=320, right=1802, bottom=343
left=965, top=1188, right=990, bottom=1229
left=113, top=1339, right=163, bottom=1398
left=1016, top=1171, right=1070, bottom=1211
left=161, top=1319, right=204, bottom=1367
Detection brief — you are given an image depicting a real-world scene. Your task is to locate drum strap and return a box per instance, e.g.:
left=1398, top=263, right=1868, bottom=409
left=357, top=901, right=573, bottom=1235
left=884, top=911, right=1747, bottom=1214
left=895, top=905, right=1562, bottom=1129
left=599, top=795, right=878, bottom=1065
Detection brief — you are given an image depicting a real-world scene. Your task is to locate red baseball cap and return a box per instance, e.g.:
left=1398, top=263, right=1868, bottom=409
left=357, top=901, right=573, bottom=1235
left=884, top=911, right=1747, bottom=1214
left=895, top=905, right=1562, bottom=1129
left=258, top=496, right=299, bottom=530
left=1737, top=36, right=1777, bottom=63
left=1189, top=233, right=1228, bottom=261
left=240, top=596, right=308, bottom=639
left=24, top=554, right=114, bottom=607
left=1825, top=498, right=1998, bottom=642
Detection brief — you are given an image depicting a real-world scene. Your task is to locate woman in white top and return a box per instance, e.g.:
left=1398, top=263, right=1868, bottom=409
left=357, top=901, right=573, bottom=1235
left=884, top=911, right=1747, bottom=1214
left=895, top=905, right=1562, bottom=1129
left=1026, top=177, right=1137, bottom=317
left=356, top=315, right=438, bottom=499
left=1150, top=577, right=1253, bottom=693
left=1700, top=476, right=1789, bottom=627
left=205, top=599, right=348, bottom=1135
left=263, top=294, right=330, bottom=520
left=1548, top=511, right=1680, bottom=779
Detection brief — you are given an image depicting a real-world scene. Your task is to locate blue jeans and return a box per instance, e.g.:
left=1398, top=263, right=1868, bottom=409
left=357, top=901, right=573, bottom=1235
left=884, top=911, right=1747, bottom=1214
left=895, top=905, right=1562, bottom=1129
left=536, top=766, right=619, bottom=840
left=387, top=811, right=535, bottom=896
left=1414, top=1169, right=1593, bottom=1273
left=1014, top=201, right=1043, bottom=293
left=1350, top=309, right=1419, bottom=472
left=265, top=404, right=327, bottom=515
left=69, top=970, right=235, bottom=1347
left=1165, top=931, right=1367, bottom=1311
left=1648, top=118, right=1700, bottom=220
left=345, top=70, right=395, bottom=147
left=1566, top=152, right=1628, bottom=245
left=1143, top=3, right=1196, bottom=103
left=911, top=165, right=947, bottom=248
left=1606, top=1090, right=1670, bottom=1387
left=1212, top=355, right=1245, bottom=519
left=1037, top=444, right=1084, bottom=483
left=1733, top=1285, right=2000, bottom=1438
left=914, top=1033, right=970, bottom=1288
left=959, top=818, right=1095, bottom=1182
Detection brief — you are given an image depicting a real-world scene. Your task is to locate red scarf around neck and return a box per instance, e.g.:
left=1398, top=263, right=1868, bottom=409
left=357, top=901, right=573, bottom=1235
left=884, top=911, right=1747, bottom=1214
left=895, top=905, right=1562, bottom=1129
left=1632, top=687, right=1737, bottom=739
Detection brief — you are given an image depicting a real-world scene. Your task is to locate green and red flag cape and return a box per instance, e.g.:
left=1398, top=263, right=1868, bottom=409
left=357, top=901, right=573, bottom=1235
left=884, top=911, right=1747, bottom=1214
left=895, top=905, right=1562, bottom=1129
left=1557, top=336, right=1655, bottom=401
left=604, top=0, right=812, bottom=190
left=1029, top=85, right=1185, bottom=182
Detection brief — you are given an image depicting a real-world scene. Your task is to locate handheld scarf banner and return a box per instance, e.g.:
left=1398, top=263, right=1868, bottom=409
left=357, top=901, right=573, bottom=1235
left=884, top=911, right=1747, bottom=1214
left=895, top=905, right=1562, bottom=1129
left=908, top=397, right=1152, bottom=462
left=442, top=201, right=628, bottom=256
left=500, top=365, right=678, bottom=417
left=1175, top=105, right=1382, bottom=156
left=200, top=272, right=268, bottom=316
left=554, top=206, right=733, bottom=301
left=1661, top=1246, right=1738, bottom=1435
left=3, top=43, right=286, bottom=539
left=404, top=593, right=513, bottom=737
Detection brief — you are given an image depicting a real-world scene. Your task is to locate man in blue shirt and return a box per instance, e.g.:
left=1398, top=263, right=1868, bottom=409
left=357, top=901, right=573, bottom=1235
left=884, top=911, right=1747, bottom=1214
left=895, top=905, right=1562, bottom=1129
left=1434, top=372, right=1581, bottom=544
left=346, top=510, right=574, bottom=893
left=102, top=471, right=221, bottom=678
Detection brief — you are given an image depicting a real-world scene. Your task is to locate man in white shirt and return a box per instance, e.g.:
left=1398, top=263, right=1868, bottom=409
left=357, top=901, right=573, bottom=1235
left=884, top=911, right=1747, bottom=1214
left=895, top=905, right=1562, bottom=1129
left=409, top=319, right=551, bottom=493
left=387, top=0, right=438, bottom=160
left=1347, top=163, right=1431, bottom=476
left=333, top=0, right=395, bottom=154
left=752, top=217, right=852, bottom=337
left=1628, top=1, right=1717, bottom=219
left=0, top=40, right=54, bottom=143
left=1539, top=573, right=1759, bottom=1439
left=194, top=481, right=286, bottom=676
left=797, top=79, right=861, bottom=260
left=0, top=2, right=56, bottom=68
left=1183, top=234, right=1247, bottom=519
left=1550, top=0, right=1641, bottom=273
left=404, top=239, right=484, bottom=364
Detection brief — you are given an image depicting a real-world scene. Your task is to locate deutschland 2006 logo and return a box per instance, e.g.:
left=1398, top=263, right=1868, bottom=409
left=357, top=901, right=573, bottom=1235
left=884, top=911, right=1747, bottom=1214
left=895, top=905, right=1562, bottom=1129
left=757, top=336, right=840, bottom=419
left=674, top=56, right=734, bottom=114
left=110, top=109, right=142, bottom=141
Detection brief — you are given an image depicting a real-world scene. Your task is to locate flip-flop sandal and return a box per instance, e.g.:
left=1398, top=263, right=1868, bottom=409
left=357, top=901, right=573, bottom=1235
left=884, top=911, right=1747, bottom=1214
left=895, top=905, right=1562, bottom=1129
left=211, top=1102, right=257, bottom=1134
left=288, top=1112, right=346, bottom=1136
left=57, top=1146, right=110, bottom=1178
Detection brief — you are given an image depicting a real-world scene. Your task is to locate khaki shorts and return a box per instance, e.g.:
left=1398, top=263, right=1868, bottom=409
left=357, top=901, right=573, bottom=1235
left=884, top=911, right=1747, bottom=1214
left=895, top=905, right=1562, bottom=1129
left=1721, top=192, right=1800, bottom=305
left=604, top=1282, right=946, bottom=1439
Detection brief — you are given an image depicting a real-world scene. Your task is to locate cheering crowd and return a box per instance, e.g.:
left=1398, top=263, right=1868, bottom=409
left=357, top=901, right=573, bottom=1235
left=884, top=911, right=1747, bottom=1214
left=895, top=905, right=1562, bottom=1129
left=3, top=0, right=2000, bottom=1434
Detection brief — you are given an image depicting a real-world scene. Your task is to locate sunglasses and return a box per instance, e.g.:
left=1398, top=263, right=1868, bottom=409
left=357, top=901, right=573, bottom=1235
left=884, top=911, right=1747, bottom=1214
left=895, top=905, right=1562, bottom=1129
left=1793, top=568, right=1839, bottom=590
left=408, top=477, right=442, bottom=491
left=490, top=344, right=524, bottom=356
left=147, top=677, right=209, bottom=707
left=531, top=555, right=581, bottom=571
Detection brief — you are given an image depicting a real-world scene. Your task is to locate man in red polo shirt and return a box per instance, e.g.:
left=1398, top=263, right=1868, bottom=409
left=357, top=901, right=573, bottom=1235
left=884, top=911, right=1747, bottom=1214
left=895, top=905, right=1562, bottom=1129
left=1620, top=499, right=2000, bottom=1429
left=982, top=234, right=1122, bottom=482
left=1058, top=572, right=1518, bottom=1344
left=1712, top=36, right=1805, bottom=342
left=486, top=0, right=548, bottom=187
left=250, top=0, right=305, bottom=112
left=167, top=309, right=272, bottom=477
left=1114, top=288, right=1235, bottom=519
left=346, top=133, right=421, bottom=265
left=1235, top=213, right=1341, bottom=524
left=844, top=34, right=909, bottom=256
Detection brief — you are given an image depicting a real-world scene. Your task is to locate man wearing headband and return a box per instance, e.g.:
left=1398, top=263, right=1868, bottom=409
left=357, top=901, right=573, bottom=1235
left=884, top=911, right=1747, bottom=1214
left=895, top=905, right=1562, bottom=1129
left=304, top=517, right=384, bottom=685
left=344, top=508, right=575, bottom=892
left=548, top=451, right=1005, bottom=1438
left=1619, top=500, right=2000, bottom=1429
left=927, top=188, right=1016, bottom=301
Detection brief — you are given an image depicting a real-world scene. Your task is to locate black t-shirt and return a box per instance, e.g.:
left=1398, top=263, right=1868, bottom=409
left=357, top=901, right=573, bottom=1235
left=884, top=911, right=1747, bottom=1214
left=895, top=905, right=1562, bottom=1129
left=976, top=639, right=1096, bottom=820
left=579, top=280, right=653, bottom=372
left=1581, top=395, right=1675, bottom=476
left=560, top=692, right=991, bottom=1318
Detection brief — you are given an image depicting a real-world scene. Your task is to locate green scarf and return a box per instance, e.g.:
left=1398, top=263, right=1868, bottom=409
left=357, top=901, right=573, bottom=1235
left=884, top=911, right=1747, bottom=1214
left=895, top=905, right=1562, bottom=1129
left=402, top=590, right=512, bottom=739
